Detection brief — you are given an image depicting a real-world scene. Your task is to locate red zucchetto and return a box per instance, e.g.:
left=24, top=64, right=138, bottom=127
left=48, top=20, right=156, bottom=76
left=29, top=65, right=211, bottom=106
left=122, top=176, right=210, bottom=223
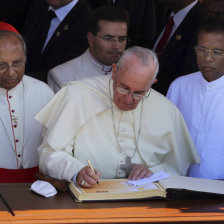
left=0, top=22, right=20, bottom=35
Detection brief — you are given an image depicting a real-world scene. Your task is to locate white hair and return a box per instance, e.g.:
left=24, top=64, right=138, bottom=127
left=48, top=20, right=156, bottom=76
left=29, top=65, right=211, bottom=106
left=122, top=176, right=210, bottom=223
left=118, top=46, right=159, bottom=80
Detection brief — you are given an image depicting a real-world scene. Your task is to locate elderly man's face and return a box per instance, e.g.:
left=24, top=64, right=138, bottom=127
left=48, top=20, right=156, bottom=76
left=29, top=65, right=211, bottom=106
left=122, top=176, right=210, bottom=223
left=112, top=55, right=156, bottom=111
left=88, top=20, right=127, bottom=66
left=0, top=35, right=26, bottom=90
left=47, top=0, right=73, bottom=9
left=196, top=31, right=224, bottom=82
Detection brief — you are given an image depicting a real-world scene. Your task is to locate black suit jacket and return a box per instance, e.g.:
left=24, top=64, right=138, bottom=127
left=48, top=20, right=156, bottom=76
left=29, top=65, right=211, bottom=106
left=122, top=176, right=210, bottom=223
left=88, top=0, right=156, bottom=48
left=153, top=2, right=203, bottom=95
left=0, top=0, right=32, bottom=31
left=22, top=0, right=90, bottom=82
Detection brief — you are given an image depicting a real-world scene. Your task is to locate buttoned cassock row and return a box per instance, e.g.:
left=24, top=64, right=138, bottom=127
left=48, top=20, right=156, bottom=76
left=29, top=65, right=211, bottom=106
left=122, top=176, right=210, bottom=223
left=0, top=76, right=54, bottom=170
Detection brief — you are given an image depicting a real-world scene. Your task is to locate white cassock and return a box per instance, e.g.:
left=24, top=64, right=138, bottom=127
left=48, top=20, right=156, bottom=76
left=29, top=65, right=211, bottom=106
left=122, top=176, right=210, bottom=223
left=36, top=75, right=199, bottom=181
left=0, top=75, right=54, bottom=169
left=47, top=49, right=112, bottom=93
left=167, top=71, right=224, bottom=179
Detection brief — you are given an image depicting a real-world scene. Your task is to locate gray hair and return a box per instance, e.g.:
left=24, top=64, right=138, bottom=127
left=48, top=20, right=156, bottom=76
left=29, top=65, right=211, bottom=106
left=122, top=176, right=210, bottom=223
left=0, top=30, right=26, bottom=55
left=118, top=46, right=159, bottom=80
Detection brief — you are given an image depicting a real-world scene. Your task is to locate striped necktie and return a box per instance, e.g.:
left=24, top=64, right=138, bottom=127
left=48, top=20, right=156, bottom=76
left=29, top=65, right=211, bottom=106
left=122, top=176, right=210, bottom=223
left=155, top=16, right=174, bottom=55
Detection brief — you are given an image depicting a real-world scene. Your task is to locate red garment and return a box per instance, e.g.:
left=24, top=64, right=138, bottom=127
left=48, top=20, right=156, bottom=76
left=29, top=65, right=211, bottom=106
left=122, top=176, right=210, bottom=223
left=0, top=167, right=39, bottom=183
left=0, top=21, right=20, bottom=35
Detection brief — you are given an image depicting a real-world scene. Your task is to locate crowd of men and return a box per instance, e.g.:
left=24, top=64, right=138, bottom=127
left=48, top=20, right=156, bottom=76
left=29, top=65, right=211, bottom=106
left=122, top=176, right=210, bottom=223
left=0, top=0, right=224, bottom=186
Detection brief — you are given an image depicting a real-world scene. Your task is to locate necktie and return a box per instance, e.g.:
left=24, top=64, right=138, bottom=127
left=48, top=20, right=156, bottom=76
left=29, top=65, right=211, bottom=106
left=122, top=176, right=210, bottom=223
left=155, top=16, right=174, bottom=55
left=38, top=10, right=56, bottom=52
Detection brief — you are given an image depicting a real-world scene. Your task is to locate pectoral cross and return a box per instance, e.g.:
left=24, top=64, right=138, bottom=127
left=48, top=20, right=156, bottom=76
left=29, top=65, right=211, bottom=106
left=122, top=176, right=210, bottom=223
left=120, top=156, right=135, bottom=176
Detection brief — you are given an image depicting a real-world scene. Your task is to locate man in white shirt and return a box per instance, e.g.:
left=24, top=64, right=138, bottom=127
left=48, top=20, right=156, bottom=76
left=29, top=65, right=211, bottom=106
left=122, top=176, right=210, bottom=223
left=167, top=17, right=224, bottom=179
left=36, top=46, right=199, bottom=188
left=48, top=5, right=129, bottom=93
left=0, top=22, right=54, bottom=182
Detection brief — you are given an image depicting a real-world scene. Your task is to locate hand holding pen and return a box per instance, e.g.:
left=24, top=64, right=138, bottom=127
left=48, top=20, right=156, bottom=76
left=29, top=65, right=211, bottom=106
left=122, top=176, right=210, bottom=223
left=77, top=160, right=101, bottom=188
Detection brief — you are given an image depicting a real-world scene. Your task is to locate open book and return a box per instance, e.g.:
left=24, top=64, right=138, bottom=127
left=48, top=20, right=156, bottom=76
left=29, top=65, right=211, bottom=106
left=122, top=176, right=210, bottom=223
left=68, top=175, right=224, bottom=202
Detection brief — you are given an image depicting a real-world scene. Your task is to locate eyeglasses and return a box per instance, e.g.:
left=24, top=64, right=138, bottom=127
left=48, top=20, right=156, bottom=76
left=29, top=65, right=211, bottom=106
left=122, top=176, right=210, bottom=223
left=116, top=86, right=151, bottom=101
left=0, top=60, right=25, bottom=73
left=194, top=45, right=224, bottom=58
left=96, top=34, right=129, bottom=44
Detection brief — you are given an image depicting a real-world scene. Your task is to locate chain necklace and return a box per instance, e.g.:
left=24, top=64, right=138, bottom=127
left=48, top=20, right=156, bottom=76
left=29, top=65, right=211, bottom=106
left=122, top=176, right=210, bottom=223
left=1, top=81, right=25, bottom=169
left=108, top=78, right=144, bottom=162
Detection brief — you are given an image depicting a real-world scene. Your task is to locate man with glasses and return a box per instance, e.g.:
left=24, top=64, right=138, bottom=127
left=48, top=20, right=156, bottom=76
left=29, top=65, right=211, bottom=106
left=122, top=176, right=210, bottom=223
left=48, top=6, right=129, bottom=93
left=0, top=22, right=54, bottom=182
left=167, top=17, right=224, bottom=179
left=36, top=46, right=199, bottom=188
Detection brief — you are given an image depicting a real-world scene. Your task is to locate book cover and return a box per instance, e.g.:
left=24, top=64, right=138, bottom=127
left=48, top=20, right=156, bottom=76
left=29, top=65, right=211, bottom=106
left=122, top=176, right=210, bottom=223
left=69, top=179, right=166, bottom=202
left=68, top=176, right=224, bottom=202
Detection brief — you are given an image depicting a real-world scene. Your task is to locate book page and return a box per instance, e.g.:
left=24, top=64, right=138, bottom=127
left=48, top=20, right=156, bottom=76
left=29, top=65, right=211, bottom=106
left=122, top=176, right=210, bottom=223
left=128, top=171, right=170, bottom=186
left=159, top=175, right=224, bottom=194
left=69, top=179, right=167, bottom=201
left=81, top=179, right=158, bottom=194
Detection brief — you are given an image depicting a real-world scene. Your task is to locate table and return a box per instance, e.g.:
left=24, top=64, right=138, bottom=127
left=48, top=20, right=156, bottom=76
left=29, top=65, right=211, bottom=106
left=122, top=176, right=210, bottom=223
left=0, top=183, right=224, bottom=223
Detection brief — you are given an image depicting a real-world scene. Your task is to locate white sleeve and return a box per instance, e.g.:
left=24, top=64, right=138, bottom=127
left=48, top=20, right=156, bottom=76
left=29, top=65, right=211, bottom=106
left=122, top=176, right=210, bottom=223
left=37, top=139, right=85, bottom=181
left=166, top=80, right=175, bottom=100
left=166, top=79, right=180, bottom=105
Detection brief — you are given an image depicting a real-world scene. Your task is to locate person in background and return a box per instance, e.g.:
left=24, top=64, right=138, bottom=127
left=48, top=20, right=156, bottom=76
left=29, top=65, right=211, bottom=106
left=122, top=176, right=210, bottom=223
left=152, top=0, right=203, bottom=95
left=36, top=46, right=199, bottom=188
left=167, top=17, right=224, bottom=179
left=0, top=22, right=54, bottom=183
left=22, top=0, right=91, bottom=83
left=48, top=5, right=129, bottom=93
left=87, top=0, right=156, bottom=48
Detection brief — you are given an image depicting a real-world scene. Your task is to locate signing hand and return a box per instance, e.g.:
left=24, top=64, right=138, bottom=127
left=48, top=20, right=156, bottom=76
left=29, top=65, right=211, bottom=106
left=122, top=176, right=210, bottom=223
left=128, top=164, right=153, bottom=180
left=77, top=166, right=101, bottom=188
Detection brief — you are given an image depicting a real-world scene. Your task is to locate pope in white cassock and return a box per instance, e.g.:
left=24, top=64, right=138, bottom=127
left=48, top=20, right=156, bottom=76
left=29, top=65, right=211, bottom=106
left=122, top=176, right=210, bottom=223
left=0, top=22, right=54, bottom=182
left=167, top=17, right=224, bottom=179
left=36, top=46, right=199, bottom=188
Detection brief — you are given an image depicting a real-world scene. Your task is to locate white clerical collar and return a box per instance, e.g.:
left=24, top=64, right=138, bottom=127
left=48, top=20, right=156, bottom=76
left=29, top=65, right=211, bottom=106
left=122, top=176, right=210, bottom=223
left=0, top=80, right=22, bottom=95
left=88, top=49, right=112, bottom=73
left=49, top=0, right=78, bottom=22
left=200, top=72, right=224, bottom=91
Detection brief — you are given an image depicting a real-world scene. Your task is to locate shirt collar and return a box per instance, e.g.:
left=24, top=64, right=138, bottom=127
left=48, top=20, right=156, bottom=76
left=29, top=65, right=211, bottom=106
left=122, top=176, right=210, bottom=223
left=172, top=0, right=198, bottom=28
left=200, top=72, right=224, bottom=91
left=88, top=49, right=112, bottom=73
left=49, top=0, right=78, bottom=22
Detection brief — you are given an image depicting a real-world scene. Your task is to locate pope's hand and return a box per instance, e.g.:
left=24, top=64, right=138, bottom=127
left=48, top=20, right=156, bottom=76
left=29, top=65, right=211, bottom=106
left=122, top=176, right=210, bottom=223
left=128, top=164, right=153, bottom=180
left=77, top=166, right=101, bottom=188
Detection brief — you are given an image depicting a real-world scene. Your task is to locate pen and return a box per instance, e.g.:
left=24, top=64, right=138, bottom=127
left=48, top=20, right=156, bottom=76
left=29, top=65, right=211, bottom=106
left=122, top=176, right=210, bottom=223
left=0, top=193, right=15, bottom=216
left=87, top=160, right=99, bottom=184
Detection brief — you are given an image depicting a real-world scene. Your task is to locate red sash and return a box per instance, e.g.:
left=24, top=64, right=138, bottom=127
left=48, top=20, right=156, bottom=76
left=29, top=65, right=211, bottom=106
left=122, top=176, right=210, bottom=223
left=0, top=167, right=39, bottom=183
